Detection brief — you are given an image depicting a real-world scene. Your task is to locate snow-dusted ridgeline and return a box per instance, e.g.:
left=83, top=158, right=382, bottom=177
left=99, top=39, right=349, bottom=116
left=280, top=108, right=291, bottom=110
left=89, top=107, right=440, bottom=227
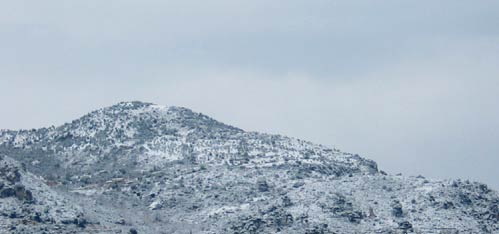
left=0, top=101, right=497, bottom=233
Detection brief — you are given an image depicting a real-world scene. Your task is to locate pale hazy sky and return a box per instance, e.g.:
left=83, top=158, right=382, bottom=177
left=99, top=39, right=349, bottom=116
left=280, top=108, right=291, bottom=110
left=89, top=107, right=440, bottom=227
left=1, top=1, right=499, bottom=188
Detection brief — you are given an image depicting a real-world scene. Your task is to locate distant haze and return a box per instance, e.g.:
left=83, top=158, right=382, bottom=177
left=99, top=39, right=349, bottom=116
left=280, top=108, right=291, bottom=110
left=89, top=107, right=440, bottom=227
left=1, top=1, right=498, bottom=189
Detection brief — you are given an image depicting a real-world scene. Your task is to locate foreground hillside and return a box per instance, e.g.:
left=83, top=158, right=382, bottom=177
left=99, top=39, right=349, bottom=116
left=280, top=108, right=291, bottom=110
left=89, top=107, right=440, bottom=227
left=0, top=102, right=498, bottom=233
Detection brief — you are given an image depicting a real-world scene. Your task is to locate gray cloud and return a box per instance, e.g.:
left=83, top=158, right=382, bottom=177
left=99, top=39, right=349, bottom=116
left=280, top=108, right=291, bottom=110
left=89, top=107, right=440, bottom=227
left=1, top=1, right=498, bottom=188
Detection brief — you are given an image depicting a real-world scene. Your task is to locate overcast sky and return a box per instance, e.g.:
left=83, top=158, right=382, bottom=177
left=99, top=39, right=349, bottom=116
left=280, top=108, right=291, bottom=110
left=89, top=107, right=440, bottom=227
left=1, top=1, right=499, bottom=188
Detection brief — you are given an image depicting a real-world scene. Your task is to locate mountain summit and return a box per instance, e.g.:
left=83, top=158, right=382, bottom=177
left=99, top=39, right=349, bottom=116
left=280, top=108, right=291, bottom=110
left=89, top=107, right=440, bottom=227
left=1, top=102, right=498, bottom=233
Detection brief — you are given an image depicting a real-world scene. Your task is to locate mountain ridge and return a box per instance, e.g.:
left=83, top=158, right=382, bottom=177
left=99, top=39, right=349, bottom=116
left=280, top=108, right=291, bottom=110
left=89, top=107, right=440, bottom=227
left=0, top=101, right=498, bottom=233
left=0, top=101, right=378, bottom=181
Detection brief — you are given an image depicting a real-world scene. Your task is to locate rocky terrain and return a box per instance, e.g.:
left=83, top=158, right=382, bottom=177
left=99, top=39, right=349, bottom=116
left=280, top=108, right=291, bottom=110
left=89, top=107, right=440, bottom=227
left=0, top=101, right=498, bottom=233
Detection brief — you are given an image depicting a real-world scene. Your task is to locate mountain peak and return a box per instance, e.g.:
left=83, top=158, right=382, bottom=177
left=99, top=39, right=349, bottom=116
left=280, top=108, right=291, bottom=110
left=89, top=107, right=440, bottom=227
left=66, top=101, right=242, bottom=138
left=81, top=101, right=168, bottom=121
left=98, top=101, right=167, bottom=114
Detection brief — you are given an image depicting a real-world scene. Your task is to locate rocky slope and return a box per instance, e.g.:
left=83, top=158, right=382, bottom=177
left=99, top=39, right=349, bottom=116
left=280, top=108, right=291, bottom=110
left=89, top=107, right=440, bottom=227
left=0, top=155, right=86, bottom=233
left=0, top=101, right=498, bottom=233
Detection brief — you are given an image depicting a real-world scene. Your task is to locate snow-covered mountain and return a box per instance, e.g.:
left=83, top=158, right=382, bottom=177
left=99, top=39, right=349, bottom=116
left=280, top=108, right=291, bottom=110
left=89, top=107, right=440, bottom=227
left=0, top=101, right=498, bottom=233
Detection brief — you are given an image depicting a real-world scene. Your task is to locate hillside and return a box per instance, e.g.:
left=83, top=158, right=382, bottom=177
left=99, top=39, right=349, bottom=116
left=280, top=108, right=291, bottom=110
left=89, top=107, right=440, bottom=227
left=0, top=101, right=498, bottom=233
